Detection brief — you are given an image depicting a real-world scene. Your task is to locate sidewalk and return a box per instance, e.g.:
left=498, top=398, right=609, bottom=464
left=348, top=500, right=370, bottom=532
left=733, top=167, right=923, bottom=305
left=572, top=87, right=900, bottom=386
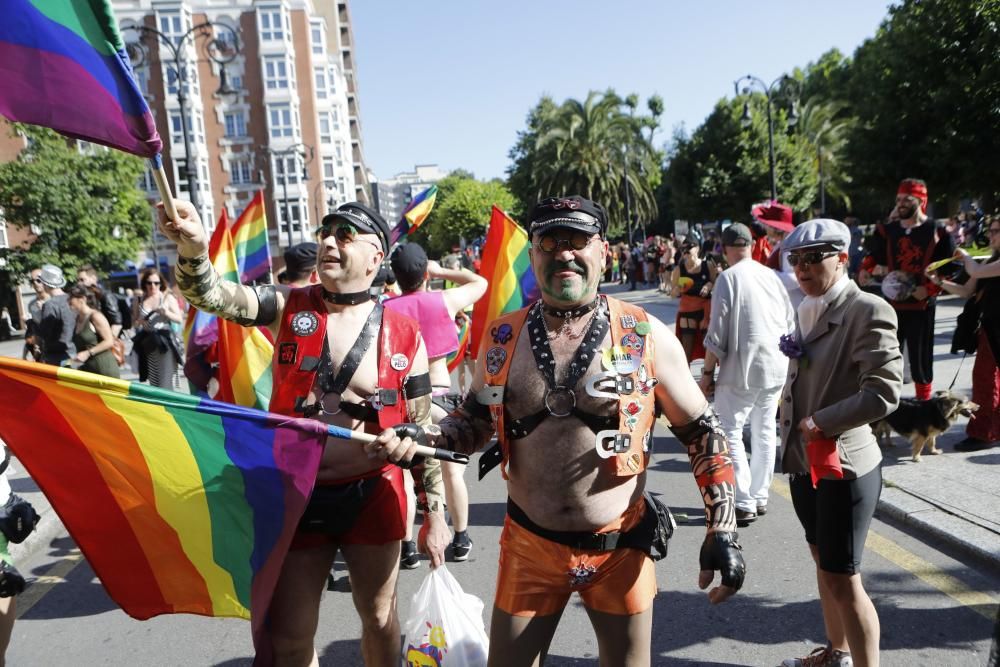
left=0, top=291, right=997, bottom=570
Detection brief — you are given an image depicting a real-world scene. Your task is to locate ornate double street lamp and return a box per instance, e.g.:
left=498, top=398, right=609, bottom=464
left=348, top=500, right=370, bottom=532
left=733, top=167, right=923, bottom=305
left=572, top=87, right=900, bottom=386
left=733, top=74, right=800, bottom=202
left=125, top=22, right=240, bottom=213
left=260, top=144, right=315, bottom=247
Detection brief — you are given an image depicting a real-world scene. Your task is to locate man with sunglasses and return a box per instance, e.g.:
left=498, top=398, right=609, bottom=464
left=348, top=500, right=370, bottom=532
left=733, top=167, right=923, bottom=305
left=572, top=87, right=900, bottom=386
left=157, top=199, right=449, bottom=666
left=373, top=195, right=745, bottom=666
left=858, top=178, right=954, bottom=401
left=779, top=219, right=902, bottom=667
left=22, top=268, right=48, bottom=361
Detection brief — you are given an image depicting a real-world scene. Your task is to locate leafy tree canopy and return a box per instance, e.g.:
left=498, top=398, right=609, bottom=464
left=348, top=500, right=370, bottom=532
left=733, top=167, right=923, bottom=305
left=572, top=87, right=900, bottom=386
left=0, top=124, right=150, bottom=280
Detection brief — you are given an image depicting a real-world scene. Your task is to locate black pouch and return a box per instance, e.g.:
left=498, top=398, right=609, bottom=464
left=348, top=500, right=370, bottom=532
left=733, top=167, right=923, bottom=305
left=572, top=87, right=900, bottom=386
left=951, top=296, right=982, bottom=355
left=618, top=492, right=675, bottom=561
left=0, top=494, right=39, bottom=544
left=297, top=476, right=379, bottom=537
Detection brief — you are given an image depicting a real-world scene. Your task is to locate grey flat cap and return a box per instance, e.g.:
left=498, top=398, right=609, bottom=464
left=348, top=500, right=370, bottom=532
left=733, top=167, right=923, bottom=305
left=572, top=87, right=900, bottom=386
left=783, top=218, right=851, bottom=253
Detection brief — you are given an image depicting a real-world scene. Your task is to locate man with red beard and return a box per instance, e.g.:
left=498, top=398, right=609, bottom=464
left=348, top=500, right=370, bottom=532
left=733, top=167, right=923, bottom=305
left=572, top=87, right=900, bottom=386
left=859, top=179, right=954, bottom=400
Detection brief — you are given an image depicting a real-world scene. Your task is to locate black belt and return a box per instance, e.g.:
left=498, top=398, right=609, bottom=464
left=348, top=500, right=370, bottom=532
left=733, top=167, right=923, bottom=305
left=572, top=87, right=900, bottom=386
left=507, top=498, right=628, bottom=552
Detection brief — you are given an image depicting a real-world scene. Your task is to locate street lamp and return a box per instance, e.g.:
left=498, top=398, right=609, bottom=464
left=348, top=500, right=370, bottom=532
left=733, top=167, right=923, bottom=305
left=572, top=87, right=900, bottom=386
left=260, top=144, right=315, bottom=247
left=733, top=74, right=800, bottom=202
left=125, top=22, right=240, bottom=214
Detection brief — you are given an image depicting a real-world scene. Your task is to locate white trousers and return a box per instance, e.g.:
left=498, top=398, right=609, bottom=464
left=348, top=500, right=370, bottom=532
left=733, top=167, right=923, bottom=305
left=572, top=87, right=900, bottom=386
left=714, top=383, right=783, bottom=513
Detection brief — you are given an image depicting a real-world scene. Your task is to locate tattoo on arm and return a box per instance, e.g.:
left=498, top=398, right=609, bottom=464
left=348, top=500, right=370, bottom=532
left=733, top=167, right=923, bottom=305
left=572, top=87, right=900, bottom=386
left=406, top=393, right=444, bottom=514
left=671, top=409, right=737, bottom=532
left=435, top=394, right=496, bottom=456
left=175, top=253, right=269, bottom=326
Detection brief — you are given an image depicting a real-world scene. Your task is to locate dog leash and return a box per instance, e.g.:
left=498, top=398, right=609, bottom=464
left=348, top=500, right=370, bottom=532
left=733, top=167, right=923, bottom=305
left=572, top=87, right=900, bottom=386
left=947, top=353, right=967, bottom=391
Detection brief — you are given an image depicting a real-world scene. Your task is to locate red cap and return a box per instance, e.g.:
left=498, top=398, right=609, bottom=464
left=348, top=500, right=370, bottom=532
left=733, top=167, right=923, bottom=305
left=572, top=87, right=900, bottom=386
left=751, top=201, right=794, bottom=233
left=897, top=179, right=928, bottom=213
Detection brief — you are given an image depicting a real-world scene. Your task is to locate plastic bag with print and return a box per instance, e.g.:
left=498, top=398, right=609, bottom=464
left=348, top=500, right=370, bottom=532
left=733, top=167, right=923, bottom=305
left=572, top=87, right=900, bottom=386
left=401, top=565, right=489, bottom=666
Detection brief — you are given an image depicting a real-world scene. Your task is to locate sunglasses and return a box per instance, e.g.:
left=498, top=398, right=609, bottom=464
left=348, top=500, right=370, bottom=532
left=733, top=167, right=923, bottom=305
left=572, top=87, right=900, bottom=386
left=316, top=222, right=381, bottom=251
left=787, top=251, right=839, bottom=267
left=31, top=277, right=43, bottom=284
left=534, top=231, right=595, bottom=253
left=143, top=280, right=161, bottom=286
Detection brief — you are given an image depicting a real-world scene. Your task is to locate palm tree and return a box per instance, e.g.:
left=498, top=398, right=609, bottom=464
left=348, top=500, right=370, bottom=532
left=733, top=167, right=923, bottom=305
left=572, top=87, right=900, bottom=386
left=530, top=91, right=659, bottom=235
left=795, top=98, right=856, bottom=213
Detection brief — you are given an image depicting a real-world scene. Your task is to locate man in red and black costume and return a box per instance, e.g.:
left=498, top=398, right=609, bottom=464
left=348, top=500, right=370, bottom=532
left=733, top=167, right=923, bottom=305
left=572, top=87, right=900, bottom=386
left=859, top=178, right=954, bottom=400
left=158, top=199, right=449, bottom=665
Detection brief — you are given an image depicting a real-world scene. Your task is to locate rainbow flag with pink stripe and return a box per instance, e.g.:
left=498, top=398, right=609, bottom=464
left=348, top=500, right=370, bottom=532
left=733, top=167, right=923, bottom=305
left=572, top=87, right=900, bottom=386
left=232, top=192, right=272, bottom=284
left=469, top=206, right=539, bottom=358
left=0, top=357, right=326, bottom=660
left=0, top=0, right=161, bottom=157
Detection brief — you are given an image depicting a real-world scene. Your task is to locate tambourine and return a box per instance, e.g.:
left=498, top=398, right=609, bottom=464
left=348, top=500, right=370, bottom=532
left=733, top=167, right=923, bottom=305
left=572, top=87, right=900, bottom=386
left=880, top=270, right=916, bottom=301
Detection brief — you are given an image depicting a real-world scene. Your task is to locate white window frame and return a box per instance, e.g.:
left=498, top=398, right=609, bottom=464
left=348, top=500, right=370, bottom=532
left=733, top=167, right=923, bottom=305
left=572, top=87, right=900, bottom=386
left=318, top=113, right=332, bottom=144
left=322, top=157, right=335, bottom=180
left=267, top=103, right=295, bottom=139
left=314, top=67, right=328, bottom=100
left=224, top=112, right=247, bottom=138
left=263, top=56, right=290, bottom=91
left=229, top=156, right=253, bottom=184
left=310, top=22, right=325, bottom=56
left=276, top=200, right=304, bottom=236
left=259, top=9, right=284, bottom=41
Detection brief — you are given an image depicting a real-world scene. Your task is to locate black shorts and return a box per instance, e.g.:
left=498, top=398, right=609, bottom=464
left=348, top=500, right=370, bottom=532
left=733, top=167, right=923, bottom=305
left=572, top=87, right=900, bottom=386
left=789, top=465, right=882, bottom=575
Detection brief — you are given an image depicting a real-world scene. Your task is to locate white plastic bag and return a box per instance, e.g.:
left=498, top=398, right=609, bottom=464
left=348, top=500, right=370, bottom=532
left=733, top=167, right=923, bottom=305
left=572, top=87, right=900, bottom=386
left=401, top=565, right=489, bottom=667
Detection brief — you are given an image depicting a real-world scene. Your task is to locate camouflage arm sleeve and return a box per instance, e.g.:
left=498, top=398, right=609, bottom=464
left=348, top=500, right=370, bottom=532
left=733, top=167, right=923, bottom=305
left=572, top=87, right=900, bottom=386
left=174, top=252, right=277, bottom=326
left=407, top=394, right=444, bottom=514
left=670, top=407, right=737, bottom=533
left=433, top=392, right=496, bottom=456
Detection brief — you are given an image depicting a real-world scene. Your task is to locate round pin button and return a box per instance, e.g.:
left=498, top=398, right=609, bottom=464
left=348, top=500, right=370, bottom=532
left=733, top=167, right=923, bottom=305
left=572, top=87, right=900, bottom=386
left=635, top=321, right=651, bottom=336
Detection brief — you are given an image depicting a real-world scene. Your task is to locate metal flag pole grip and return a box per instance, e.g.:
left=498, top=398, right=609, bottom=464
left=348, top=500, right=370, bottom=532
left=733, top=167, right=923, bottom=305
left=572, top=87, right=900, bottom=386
left=325, top=423, right=470, bottom=465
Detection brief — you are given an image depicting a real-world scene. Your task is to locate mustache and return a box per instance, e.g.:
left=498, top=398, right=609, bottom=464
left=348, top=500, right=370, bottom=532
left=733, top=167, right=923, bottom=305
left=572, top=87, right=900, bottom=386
left=547, top=260, right=587, bottom=276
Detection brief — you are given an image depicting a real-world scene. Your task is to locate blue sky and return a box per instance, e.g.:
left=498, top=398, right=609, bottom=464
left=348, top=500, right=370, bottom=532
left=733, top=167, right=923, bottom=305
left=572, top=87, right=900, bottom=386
left=351, top=1, right=894, bottom=182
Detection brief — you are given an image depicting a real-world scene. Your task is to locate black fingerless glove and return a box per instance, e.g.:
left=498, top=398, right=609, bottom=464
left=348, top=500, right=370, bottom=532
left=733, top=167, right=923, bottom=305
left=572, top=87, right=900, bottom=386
left=0, top=494, right=40, bottom=544
left=699, top=531, right=746, bottom=591
left=0, top=561, right=25, bottom=598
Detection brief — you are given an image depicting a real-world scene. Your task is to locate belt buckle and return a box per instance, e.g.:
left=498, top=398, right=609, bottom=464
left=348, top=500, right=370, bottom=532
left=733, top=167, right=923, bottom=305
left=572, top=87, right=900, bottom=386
left=585, top=371, right=634, bottom=400
left=595, top=430, right=631, bottom=458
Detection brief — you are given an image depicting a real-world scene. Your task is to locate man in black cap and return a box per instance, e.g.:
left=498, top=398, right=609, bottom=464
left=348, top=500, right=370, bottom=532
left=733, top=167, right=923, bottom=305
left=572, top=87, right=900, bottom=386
left=282, top=242, right=319, bottom=288
left=373, top=195, right=746, bottom=666
left=700, top=223, right=795, bottom=527
left=384, top=242, right=487, bottom=567
left=157, top=200, right=449, bottom=665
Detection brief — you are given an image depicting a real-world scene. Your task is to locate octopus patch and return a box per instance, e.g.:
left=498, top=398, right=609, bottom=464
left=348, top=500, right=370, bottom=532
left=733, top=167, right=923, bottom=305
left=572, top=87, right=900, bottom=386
left=485, top=346, right=507, bottom=376
left=492, top=323, right=514, bottom=344
left=291, top=311, right=319, bottom=337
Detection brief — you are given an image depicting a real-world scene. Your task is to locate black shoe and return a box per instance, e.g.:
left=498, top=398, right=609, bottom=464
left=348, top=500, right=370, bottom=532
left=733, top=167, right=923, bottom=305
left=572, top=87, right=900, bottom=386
left=954, top=437, right=996, bottom=452
left=735, top=509, right=757, bottom=527
left=400, top=540, right=421, bottom=570
left=756, top=503, right=768, bottom=516
left=451, top=531, right=473, bottom=562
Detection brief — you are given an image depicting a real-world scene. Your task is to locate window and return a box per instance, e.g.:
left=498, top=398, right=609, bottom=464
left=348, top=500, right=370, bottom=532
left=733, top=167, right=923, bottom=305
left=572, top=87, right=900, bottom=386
left=138, top=167, right=156, bottom=191
left=264, top=57, right=289, bottom=90
left=322, top=157, right=335, bottom=180
left=335, top=141, right=345, bottom=166
left=328, top=66, right=337, bottom=94
left=229, top=73, right=243, bottom=91
left=337, top=178, right=346, bottom=196
left=331, top=107, right=341, bottom=130
left=158, top=12, right=184, bottom=45
left=310, top=24, right=324, bottom=55
left=318, top=113, right=332, bottom=144
left=172, top=111, right=204, bottom=143
left=274, top=156, right=301, bottom=185
left=259, top=9, right=284, bottom=41
left=268, top=103, right=295, bottom=139
left=134, top=67, right=150, bottom=95
left=314, top=68, right=328, bottom=100
left=229, top=156, right=253, bottom=184
left=224, top=112, right=247, bottom=138
left=277, top=200, right=304, bottom=236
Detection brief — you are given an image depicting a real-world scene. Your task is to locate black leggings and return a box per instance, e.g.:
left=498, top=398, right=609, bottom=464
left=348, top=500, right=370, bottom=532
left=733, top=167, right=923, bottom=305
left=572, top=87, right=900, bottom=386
left=896, top=303, right=936, bottom=385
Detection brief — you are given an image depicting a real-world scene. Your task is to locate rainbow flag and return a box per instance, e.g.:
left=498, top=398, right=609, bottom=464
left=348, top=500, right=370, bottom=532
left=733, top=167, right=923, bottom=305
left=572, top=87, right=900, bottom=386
left=445, top=314, right=470, bottom=373
left=390, top=184, right=438, bottom=245
left=0, top=0, right=161, bottom=157
left=0, top=357, right=326, bottom=659
left=231, top=192, right=272, bottom=284
left=183, top=210, right=274, bottom=409
left=469, top=206, right=539, bottom=358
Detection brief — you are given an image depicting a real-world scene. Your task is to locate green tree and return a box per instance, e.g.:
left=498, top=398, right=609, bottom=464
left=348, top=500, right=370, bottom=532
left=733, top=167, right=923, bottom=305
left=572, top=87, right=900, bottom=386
left=409, top=172, right=516, bottom=256
left=507, top=90, right=662, bottom=237
left=664, top=96, right=817, bottom=222
left=0, top=125, right=150, bottom=279
left=795, top=97, right=856, bottom=214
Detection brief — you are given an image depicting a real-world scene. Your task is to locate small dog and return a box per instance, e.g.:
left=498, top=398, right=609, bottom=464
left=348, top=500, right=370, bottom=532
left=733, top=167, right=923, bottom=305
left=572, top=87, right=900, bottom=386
left=872, top=390, right=979, bottom=462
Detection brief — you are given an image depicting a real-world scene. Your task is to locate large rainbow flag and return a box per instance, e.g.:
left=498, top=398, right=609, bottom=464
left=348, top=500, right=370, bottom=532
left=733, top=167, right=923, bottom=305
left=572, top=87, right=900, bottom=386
left=469, top=206, right=539, bottom=358
left=231, top=192, right=272, bottom=284
left=0, top=0, right=161, bottom=157
left=183, top=210, right=274, bottom=409
left=0, top=357, right=326, bottom=660
left=390, top=184, right=438, bottom=246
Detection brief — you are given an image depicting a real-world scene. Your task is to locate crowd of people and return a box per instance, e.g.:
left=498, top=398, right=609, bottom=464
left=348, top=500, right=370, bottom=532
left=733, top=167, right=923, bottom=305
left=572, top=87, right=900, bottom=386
left=4, top=176, right=998, bottom=666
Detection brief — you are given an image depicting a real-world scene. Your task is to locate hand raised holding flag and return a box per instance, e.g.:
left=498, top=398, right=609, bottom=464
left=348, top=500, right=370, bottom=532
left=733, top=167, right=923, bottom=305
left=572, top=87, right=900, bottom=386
left=156, top=200, right=209, bottom=255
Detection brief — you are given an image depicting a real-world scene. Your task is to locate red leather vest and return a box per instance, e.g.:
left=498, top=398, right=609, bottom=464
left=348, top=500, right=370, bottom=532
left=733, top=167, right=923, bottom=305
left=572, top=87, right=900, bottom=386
left=269, top=285, right=421, bottom=430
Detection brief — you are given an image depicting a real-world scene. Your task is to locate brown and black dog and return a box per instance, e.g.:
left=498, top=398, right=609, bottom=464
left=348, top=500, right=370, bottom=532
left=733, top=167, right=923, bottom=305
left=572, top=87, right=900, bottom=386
left=873, top=390, right=979, bottom=462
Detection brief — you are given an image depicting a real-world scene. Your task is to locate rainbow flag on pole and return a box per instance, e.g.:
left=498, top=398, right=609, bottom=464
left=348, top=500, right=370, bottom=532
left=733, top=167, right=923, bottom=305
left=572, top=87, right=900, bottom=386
left=0, top=0, right=161, bottom=157
left=390, top=184, right=438, bottom=245
left=445, top=314, right=470, bottom=373
left=469, top=206, right=539, bottom=358
left=0, top=357, right=326, bottom=660
left=231, top=192, right=272, bottom=284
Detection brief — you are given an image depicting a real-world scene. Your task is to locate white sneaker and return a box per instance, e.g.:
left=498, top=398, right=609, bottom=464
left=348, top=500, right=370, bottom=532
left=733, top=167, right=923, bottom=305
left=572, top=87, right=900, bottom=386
left=781, top=645, right=853, bottom=667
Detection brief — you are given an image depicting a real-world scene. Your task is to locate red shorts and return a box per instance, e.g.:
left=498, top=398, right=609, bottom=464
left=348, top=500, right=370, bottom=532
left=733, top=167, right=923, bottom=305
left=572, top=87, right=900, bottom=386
left=494, top=498, right=656, bottom=617
left=290, top=464, right=407, bottom=550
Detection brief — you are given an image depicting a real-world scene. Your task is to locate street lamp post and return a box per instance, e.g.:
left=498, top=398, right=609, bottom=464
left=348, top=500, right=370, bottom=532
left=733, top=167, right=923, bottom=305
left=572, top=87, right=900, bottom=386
left=733, top=74, right=799, bottom=202
left=260, top=144, right=314, bottom=247
left=125, top=22, right=240, bottom=214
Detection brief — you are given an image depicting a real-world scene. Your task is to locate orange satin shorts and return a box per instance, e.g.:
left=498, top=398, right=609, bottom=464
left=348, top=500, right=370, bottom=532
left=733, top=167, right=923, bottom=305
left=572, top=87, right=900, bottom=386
left=494, top=498, right=656, bottom=617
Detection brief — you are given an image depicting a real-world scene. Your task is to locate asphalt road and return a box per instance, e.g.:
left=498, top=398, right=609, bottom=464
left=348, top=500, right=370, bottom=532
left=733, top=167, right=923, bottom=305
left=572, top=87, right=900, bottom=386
left=4, top=284, right=999, bottom=666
